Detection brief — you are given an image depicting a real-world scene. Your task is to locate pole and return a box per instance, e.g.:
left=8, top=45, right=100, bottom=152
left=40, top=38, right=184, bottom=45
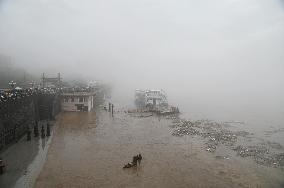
left=112, top=104, right=114, bottom=117
left=42, top=73, right=45, bottom=88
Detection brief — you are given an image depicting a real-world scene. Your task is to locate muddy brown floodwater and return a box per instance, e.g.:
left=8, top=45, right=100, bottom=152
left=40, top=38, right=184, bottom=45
left=34, top=110, right=284, bottom=188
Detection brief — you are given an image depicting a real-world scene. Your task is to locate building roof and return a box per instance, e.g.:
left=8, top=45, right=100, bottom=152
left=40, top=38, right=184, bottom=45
left=62, top=91, right=95, bottom=97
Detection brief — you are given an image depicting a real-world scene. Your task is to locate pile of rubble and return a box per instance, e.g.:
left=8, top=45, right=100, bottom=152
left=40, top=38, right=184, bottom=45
left=233, top=145, right=269, bottom=157
left=169, top=115, right=284, bottom=168
left=172, top=127, right=200, bottom=137
left=233, top=145, right=284, bottom=167
left=171, top=118, right=243, bottom=152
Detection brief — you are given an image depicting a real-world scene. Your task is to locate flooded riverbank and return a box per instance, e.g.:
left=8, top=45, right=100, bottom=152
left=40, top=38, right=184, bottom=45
left=34, top=109, right=284, bottom=188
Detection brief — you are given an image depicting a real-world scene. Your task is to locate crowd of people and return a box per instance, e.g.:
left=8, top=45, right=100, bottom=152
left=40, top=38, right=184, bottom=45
left=0, top=84, right=102, bottom=104
left=0, top=88, right=58, bottom=104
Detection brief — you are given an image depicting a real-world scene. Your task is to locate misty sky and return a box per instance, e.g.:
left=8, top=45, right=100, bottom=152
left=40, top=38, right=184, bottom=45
left=0, top=0, right=284, bottom=119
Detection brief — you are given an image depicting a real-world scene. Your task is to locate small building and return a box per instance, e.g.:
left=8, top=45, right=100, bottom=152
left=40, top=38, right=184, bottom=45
left=61, top=91, right=95, bottom=112
left=135, top=89, right=168, bottom=110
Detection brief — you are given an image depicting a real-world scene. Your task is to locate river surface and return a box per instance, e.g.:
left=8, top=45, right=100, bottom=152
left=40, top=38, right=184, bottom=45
left=33, top=108, right=284, bottom=188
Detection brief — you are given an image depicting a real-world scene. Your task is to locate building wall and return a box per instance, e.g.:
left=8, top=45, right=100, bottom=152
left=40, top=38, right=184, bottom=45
left=0, top=93, right=60, bottom=151
left=61, top=95, right=94, bottom=112
left=88, top=96, right=92, bottom=112
left=61, top=102, right=79, bottom=111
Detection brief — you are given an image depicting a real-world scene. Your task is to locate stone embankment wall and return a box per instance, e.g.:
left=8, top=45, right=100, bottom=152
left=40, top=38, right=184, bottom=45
left=0, top=94, right=61, bottom=151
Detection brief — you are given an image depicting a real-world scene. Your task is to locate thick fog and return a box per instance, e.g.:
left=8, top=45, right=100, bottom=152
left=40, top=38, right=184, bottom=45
left=0, top=0, right=284, bottom=121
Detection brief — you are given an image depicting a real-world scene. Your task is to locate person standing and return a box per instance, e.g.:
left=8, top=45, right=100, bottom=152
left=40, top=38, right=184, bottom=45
left=137, top=153, right=142, bottom=165
left=27, top=128, right=31, bottom=141
left=132, top=155, right=138, bottom=166
left=46, top=123, right=51, bottom=137
left=0, top=158, right=5, bottom=174
left=41, top=125, right=45, bottom=138
left=34, top=121, right=39, bottom=137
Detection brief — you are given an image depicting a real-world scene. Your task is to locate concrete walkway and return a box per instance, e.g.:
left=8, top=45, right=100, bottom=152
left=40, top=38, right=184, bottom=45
left=0, top=120, right=54, bottom=188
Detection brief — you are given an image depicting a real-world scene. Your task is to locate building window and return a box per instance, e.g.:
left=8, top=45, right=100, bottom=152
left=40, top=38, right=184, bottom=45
left=71, top=97, right=74, bottom=102
left=79, top=97, right=83, bottom=102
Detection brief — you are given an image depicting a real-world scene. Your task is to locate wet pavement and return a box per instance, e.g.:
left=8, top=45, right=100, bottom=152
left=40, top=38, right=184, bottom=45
left=32, top=109, right=284, bottom=188
left=0, top=121, right=54, bottom=188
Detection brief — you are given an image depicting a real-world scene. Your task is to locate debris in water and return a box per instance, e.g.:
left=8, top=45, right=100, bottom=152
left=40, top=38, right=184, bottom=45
left=169, top=116, right=284, bottom=168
